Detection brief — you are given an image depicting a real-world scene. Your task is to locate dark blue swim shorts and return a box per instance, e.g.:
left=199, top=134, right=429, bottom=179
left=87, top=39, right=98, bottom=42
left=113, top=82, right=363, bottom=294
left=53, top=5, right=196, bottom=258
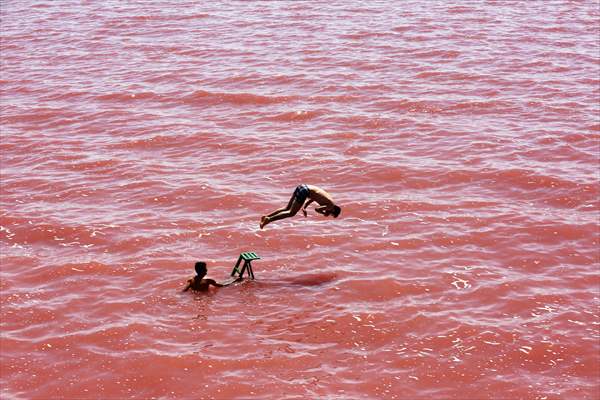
left=294, top=184, right=310, bottom=203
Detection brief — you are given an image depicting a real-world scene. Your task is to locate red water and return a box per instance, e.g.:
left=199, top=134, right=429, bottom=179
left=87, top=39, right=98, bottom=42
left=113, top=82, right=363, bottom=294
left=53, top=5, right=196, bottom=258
left=1, top=1, right=599, bottom=399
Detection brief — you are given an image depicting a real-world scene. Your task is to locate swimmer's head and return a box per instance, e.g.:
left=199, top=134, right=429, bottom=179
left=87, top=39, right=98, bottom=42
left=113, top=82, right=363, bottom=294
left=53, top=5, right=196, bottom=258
left=194, top=261, right=207, bottom=277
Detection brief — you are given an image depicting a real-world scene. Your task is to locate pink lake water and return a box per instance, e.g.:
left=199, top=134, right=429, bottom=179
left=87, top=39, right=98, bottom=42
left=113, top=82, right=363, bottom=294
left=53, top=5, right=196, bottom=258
left=1, top=1, right=599, bottom=399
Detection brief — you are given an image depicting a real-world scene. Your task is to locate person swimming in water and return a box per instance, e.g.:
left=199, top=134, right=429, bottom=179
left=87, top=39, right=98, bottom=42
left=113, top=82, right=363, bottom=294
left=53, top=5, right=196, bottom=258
left=182, top=261, right=239, bottom=292
left=260, top=184, right=341, bottom=229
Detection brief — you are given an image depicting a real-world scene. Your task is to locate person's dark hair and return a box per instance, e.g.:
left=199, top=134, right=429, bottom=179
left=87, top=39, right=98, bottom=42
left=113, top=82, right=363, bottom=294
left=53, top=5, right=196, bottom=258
left=195, top=261, right=207, bottom=276
left=332, top=205, right=341, bottom=218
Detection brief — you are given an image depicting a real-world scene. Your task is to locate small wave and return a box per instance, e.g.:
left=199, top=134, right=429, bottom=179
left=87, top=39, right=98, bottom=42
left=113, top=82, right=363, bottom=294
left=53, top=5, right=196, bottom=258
left=183, top=90, right=295, bottom=106
left=0, top=216, right=111, bottom=248
left=40, top=90, right=90, bottom=102
left=424, top=98, right=519, bottom=115
left=1, top=107, right=81, bottom=126
left=311, top=94, right=361, bottom=104
left=65, top=158, right=125, bottom=172
left=424, top=167, right=594, bottom=199
left=374, top=99, right=443, bottom=114
left=447, top=6, right=476, bottom=14
left=260, top=110, right=325, bottom=123
left=339, top=31, right=393, bottom=40
left=336, top=278, right=424, bottom=303
left=332, top=114, right=399, bottom=129
left=301, top=55, right=334, bottom=64
left=414, top=70, right=487, bottom=83
left=124, top=13, right=209, bottom=22
left=215, top=73, right=264, bottom=86
left=479, top=168, right=589, bottom=191
left=95, top=91, right=164, bottom=103
left=413, top=49, right=461, bottom=60
left=108, top=133, right=199, bottom=152
left=392, top=26, right=410, bottom=33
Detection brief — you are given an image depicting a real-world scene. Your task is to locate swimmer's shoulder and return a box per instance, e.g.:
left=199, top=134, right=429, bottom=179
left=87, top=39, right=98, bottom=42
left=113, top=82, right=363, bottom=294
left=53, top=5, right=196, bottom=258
left=307, top=185, right=333, bottom=203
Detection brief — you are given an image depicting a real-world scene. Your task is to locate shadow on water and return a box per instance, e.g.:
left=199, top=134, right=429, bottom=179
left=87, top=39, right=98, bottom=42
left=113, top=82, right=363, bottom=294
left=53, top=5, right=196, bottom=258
left=255, top=271, right=338, bottom=288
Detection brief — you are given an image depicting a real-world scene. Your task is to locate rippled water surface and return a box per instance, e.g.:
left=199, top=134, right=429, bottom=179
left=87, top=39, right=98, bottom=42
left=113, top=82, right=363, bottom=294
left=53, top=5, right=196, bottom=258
left=1, top=1, right=599, bottom=399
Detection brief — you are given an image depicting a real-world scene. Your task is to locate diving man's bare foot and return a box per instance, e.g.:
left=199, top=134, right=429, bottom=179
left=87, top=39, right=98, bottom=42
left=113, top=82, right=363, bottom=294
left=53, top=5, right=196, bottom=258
left=260, top=216, right=268, bottom=229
